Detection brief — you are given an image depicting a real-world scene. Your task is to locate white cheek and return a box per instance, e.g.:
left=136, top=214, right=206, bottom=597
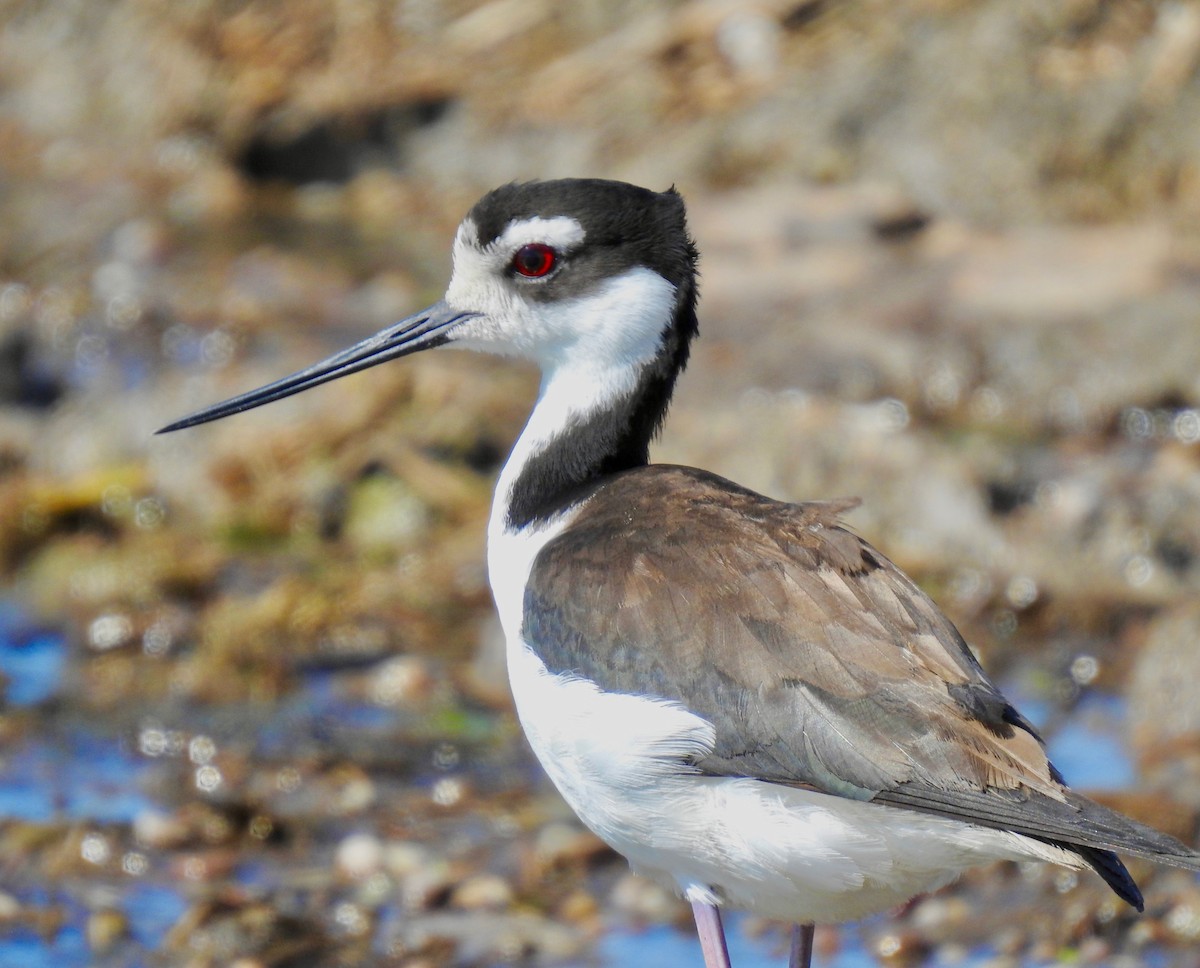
left=550, top=268, right=675, bottom=372
left=448, top=263, right=676, bottom=373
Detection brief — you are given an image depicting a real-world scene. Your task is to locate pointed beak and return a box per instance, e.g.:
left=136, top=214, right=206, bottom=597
left=157, top=301, right=475, bottom=434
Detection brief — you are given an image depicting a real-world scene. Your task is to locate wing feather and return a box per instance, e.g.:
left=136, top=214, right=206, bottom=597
left=522, top=465, right=1200, bottom=892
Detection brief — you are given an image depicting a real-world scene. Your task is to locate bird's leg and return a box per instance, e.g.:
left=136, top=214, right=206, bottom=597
left=789, top=923, right=814, bottom=968
left=690, top=899, right=733, bottom=968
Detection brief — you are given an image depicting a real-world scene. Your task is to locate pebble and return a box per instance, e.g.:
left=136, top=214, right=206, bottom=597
left=450, top=873, right=514, bottom=911
left=401, top=863, right=458, bottom=911
left=608, top=873, right=681, bottom=922
left=336, top=832, right=384, bottom=880
left=557, top=889, right=599, bottom=924
left=873, top=928, right=930, bottom=962
left=1078, top=936, right=1113, bottom=963
left=368, top=655, right=436, bottom=708
left=86, top=908, right=129, bottom=953
left=331, top=769, right=377, bottom=814
left=1164, top=894, right=1200, bottom=942
left=168, top=850, right=236, bottom=882
left=383, top=840, right=434, bottom=878
left=910, top=895, right=971, bottom=930
left=532, top=821, right=608, bottom=870
left=133, top=809, right=191, bottom=850
left=0, top=892, right=18, bottom=920
left=1130, top=601, right=1200, bottom=780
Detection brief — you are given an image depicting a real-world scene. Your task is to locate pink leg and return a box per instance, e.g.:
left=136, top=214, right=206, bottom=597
left=690, top=899, right=733, bottom=968
left=789, top=923, right=814, bottom=968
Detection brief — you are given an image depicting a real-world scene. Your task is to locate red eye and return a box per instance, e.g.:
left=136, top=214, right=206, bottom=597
left=512, top=243, right=557, bottom=278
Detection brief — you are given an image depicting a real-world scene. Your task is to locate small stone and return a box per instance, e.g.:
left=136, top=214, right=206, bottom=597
left=991, top=925, right=1025, bottom=955
left=533, top=821, right=608, bottom=870
left=1165, top=895, right=1200, bottom=941
left=336, top=832, right=384, bottom=880
left=1078, top=936, right=1112, bottom=963
left=369, top=655, right=435, bottom=707
left=169, top=849, right=235, bottom=882
left=609, top=873, right=681, bottom=922
left=383, top=840, right=433, bottom=878
left=401, top=863, right=456, bottom=911
left=558, top=889, right=599, bottom=924
left=0, top=892, right=19, bottom=919
left=331, top=767, right=376, bottom=814
left=343, top=475, right=430, bottom=554
left=873, top=928, right=929, bottom=962
left=86, top=908, right=129, bottom=953
left=910, top=895, right=971, bottom=930
left=450, top=873, right=514, bottom=911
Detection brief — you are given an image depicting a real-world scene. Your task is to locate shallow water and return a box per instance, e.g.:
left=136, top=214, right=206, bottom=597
left=0, top=603, right=64, bottom=709
left=0, top=602, right=1172, bottom=966
left=600, top=916, right=889, bottom=968
left=0, top=730, right=150, bottom=823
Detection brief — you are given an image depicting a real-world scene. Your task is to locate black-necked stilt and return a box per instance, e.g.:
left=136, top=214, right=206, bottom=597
left=160, top=179, right=1200, bottom=968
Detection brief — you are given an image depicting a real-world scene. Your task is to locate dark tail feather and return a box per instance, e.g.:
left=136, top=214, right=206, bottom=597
left=1072, top=845, right=1143, bottom=912
left=873, top=784, right=1200, bottom=910
left=1042, top=791, right=1200, bottom=911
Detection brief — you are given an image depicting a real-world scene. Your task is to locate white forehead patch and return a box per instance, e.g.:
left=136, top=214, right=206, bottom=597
left=493, top=216, right=585, bottom=253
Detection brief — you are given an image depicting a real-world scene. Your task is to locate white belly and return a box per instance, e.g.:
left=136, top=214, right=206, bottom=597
left=506, top=637, right=1081, bottom=924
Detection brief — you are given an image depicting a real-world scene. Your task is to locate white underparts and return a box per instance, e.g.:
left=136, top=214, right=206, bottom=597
left=504, top=641, right=1084, bottom=924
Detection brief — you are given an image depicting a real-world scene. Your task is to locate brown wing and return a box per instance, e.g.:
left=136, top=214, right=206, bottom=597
left=526, top=464, right=1063, bottom=800
left=523, top=465, right=1200, bottom=905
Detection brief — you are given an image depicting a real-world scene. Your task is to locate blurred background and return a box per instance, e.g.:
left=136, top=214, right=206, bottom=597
left=2, top=1, right=1200, bottom=965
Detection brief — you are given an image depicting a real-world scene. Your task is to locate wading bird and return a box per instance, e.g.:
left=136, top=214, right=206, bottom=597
left=161, top=179, right=1200, bottom=968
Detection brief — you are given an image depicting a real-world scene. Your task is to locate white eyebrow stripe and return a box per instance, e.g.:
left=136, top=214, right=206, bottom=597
left=494, top=216, right=586, bottom=253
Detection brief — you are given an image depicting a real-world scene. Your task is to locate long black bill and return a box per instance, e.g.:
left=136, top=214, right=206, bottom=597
left=157, top=301, right=475, bottom=434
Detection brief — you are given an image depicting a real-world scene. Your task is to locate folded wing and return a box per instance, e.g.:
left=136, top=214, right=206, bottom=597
left=524, top=465, right=1200, bottom=909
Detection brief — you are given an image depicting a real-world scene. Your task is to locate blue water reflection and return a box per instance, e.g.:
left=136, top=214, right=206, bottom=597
left=601, top=917, right=869, bottom=968
left=1046, top=693, right=1137, bottom=791
left=0, top=597, right=1156, bottom=966
left=0, top=730, right=152, bottom=823
left=1001, top=678, right=1138, bottom=792
left=0, top=925, right=91, bottom=968
left=0, top=602, right=64, bottom=707
left=599, top=915, right=1002, bottom=968
left=122, top=882, right=189, bottom=948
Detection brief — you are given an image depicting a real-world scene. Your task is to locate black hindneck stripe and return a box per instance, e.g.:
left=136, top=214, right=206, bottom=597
left=505, top=392, right=650, bottom=530
left=504, top=297, right=698, bottom=530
